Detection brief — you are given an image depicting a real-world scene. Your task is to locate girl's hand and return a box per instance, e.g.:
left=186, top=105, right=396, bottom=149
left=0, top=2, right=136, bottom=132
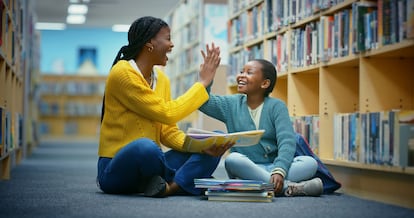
left=270, top=173, right=284, bottom=195
left=201, top=141, right=234, bottom=157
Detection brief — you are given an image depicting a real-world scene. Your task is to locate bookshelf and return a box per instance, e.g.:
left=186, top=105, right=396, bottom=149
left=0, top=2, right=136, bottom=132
left=37, top=74, right=106, bottom=139
left=228, top=0, right=414, bottom=208
left=164, top=0, right=228, bottom=132
left=0, top=0, right=39, bottom=180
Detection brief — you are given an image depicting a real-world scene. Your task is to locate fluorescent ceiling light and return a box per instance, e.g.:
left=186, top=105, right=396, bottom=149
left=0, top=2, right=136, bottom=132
left=66, top=14, right=86, bottom=24
left=69, top=0, right=90, bottom=2
left=68, top=4, right=88, bottom=14
left=35, top=22, right=66, bottom=30
left=112, top=24, right=130, bottom=32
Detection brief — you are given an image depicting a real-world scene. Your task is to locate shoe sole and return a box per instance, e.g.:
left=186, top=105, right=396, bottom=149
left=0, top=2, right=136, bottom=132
left=144, top=176, right=167, bottom=197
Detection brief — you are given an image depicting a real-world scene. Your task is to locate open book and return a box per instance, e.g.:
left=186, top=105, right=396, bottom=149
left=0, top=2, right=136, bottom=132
left=183, top=128, right=265, bottom=153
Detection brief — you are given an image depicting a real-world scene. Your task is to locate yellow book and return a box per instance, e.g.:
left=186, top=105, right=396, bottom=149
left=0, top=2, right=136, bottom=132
left=183, top=128, right=265, bottom=153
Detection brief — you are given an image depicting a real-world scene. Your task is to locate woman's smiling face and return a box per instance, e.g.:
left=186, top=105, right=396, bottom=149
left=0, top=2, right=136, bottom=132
left=150, top=26, right=174, bottom=66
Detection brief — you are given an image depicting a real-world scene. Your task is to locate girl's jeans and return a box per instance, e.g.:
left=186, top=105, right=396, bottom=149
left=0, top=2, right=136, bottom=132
left=224, top=152, right=318, bottom=191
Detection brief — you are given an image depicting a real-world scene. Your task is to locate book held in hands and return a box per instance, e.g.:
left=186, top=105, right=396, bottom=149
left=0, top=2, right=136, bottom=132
left=183, top=128, right=265, bottom=153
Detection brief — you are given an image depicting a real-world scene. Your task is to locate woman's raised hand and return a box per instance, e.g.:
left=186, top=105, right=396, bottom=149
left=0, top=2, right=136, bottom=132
left=199, top=42, right=221, bottom=87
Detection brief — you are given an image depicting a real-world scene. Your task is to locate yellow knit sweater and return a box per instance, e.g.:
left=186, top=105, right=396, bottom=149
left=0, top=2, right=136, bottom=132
left=98, top=60, right=209, bottom=158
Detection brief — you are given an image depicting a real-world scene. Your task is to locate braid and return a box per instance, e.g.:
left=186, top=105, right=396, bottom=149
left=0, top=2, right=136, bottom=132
left=102, top=16, right=169, bottom=123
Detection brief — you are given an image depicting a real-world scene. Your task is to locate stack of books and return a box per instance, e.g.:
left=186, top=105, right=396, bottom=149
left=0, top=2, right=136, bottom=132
left=194, top=178, right=275, bottom=203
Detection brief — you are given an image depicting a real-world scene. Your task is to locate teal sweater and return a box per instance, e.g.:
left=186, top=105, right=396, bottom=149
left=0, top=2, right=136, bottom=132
left=199, top=93, right=296, bottom=175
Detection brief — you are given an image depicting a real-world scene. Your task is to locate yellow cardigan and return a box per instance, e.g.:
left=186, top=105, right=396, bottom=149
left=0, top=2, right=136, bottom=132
left=98, top=60, right=209, bottom=158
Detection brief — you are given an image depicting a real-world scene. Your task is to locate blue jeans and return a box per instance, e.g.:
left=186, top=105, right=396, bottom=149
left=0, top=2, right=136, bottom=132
left=97, top=138, right=220, bottom=195
left=224, top=152, right=318, bottom=191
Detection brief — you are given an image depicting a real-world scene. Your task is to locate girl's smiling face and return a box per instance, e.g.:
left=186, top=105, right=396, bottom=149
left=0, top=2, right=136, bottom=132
left=236, top=60, right=268, bottom=95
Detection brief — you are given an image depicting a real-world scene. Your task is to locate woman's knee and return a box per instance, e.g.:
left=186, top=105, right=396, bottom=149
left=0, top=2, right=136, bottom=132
left=125, top=138, right=161, bottom=155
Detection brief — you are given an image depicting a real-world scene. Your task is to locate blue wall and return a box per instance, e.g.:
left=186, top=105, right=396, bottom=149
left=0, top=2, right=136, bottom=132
left=40, top=28, right=127, bottom=75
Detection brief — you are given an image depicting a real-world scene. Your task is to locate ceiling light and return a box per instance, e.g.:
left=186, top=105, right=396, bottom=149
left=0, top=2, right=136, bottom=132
left=69, top=0, right=90, bottom=2
left=112, top=24, right=130, bottom=32
left=68, top=4, right=88, bottom=14
left=35, top=22, right=66, bottom=30
left=66, top=14, right=86, bottom=24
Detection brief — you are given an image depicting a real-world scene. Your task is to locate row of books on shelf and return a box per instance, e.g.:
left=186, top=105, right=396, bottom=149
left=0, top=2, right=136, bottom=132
left=168, top=45, right=201, bottom=78
left=0, top=0, right=22, bottom=64
left=333, top=110, right=414, bottom=167
left=38, top=101, right=102, bottom=116
left=0, top=107, right=23, bottom=158
left=228, top=0, right=414, bottom=47
left=228, top=0, right=345, bottom=46
left=168, top=18, right=200, bottom=56
left=227, top=0, right=414, bottom=82
left=194, top=178, right=274, bottom=202
left=165, top=0, right=201, bottom=33
left=39, top=82, right=105, bottom=96
left=38, top=121, right=80, bottom=135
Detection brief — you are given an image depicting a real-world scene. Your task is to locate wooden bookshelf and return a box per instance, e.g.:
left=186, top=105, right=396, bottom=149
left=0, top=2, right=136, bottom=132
left=227, top=0, right=414, bottom=208
left=37, top=74, right=106, bottom=139
left=0, top=0, right=39, bottom=180
left=164, top=0, right=228, bottom=132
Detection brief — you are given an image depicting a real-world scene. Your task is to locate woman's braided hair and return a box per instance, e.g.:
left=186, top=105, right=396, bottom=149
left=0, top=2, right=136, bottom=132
left=101, top=16, right=169, bottom=123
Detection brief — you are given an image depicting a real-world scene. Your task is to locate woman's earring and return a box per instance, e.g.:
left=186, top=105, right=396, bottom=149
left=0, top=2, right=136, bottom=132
left=148, top=46, right=153, bottom=52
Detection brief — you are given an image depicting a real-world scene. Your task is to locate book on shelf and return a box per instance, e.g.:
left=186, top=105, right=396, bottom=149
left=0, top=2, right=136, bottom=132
left=408, top=0, right=414, bottom=38
left=183, top=128, right=265, bottom=153
left=396, top=110, right=414, bottom=167
left=333, top=110, right=414, bottom=167
left=194, top=178, right=274, bottom=203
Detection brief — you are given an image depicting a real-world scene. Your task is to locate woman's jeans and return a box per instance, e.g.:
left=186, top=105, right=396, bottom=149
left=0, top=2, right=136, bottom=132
left=97, top=138, right=220, bottom=195
left=224, top=152, right=318, bottom=191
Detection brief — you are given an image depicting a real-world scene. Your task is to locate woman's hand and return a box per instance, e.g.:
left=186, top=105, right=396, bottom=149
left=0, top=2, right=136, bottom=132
left=270, top=173, right=284, bottom=195
left=199, top=42, right=221, bottom=87
left=201, top=141, right=234, bottom=157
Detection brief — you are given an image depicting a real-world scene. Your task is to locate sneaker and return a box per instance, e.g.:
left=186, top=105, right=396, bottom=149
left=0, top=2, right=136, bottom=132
left=144, top=176, right=167, bottom=198
left=284, top=177, right=323, bottom=197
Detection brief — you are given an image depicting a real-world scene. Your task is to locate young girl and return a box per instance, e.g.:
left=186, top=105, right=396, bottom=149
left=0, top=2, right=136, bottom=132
left=199, top=59, right=323, bottom=196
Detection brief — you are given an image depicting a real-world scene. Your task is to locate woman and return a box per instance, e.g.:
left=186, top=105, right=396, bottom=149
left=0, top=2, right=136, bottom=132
left=199, top=59, right=323, bottom=196
left=97, top=16, right=232, bottom=198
